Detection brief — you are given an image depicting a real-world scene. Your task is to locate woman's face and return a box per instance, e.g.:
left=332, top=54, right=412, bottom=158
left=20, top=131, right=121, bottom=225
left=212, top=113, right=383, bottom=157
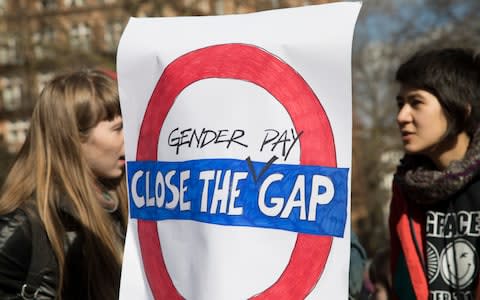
left=396, top=86, right=449, bottom=155
left=81, top=115, right=125, bottom=179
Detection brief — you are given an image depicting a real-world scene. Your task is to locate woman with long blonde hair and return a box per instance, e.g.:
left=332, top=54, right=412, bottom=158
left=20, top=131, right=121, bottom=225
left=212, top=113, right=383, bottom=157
left=0, top=70, right=127, bottom=299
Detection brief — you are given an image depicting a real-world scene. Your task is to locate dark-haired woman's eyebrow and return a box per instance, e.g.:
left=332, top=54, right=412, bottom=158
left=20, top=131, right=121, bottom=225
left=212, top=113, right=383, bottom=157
left=406, top=92, right=424, bottom=102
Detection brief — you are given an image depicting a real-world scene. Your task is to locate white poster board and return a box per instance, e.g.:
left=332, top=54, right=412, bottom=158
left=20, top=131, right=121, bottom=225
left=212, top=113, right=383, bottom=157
left=117, top=2, right=361, bottom=299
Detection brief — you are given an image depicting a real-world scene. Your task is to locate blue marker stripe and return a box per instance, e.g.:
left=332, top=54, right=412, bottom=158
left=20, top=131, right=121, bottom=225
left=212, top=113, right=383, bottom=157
left=127, top=158, right=348, bottom=237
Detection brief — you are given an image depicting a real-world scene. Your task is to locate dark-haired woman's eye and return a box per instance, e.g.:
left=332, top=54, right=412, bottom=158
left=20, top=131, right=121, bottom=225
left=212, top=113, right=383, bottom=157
left=411, top=98, right=422, bottom=107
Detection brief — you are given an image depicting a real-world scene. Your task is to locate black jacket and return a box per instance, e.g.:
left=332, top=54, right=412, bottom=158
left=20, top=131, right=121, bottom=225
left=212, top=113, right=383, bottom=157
left=0, top=206, right=125, bottom=299
left=0, top=208, right=56, bottom=299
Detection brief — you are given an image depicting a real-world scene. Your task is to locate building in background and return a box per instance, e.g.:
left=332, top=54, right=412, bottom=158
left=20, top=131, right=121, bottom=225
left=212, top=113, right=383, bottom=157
left=0, top=0, right=334, bottom=154
left=0, top=0, right=128, bottom=152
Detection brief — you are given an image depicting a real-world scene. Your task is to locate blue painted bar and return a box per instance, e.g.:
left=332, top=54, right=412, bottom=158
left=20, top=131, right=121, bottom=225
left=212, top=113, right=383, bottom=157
left=127, top=158, right=348, bottom=237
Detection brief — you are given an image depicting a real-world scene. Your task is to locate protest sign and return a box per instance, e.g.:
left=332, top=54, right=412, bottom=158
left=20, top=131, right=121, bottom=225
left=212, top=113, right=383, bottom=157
left=117, top=2, right=361, bottom=299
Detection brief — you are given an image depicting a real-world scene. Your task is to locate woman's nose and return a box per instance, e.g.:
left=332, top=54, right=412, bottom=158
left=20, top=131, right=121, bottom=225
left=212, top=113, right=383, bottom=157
left=396, top=104, right=412, bottom=125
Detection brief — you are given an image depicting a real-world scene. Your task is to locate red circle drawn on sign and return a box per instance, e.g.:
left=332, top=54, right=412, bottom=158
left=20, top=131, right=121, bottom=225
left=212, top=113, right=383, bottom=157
left=136, top=43, right=337, bottom=299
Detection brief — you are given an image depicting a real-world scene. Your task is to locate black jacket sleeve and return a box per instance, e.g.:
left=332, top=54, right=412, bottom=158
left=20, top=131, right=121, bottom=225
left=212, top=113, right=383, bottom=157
left=0, top=209, right=32, bottom=297
left=0, top=209, right=57, bottom=300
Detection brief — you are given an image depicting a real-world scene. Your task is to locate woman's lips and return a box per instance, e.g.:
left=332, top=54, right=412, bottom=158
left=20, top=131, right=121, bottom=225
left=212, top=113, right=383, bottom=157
left=401, top=131, right=414, bottom=141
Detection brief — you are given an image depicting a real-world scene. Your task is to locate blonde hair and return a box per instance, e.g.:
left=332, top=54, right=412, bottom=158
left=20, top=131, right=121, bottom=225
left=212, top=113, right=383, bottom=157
left=0, top=70, right=127, bottom=299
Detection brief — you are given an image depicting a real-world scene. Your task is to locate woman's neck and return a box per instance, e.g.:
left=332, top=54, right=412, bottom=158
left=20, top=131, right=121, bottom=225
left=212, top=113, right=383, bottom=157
left=428, top=131, right=471, bottom=170
left=96, top=181, right=119, bottom=212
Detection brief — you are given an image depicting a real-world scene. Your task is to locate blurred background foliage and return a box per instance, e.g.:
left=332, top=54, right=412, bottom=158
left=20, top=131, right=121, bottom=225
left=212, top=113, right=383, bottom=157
left=352, top=0, right=480, bottom=254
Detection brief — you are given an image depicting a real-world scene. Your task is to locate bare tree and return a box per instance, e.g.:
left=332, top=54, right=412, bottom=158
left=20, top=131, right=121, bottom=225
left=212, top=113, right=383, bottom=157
left=352, top=0, right=480, bottom=255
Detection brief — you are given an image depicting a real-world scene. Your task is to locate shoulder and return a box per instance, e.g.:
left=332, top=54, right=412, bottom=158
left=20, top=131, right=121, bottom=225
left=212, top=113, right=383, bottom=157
left=451, top=177, right=480, bottom=204
left=465, top=177, right=480, bottom=193
left=0, top=208, right=32, bottom=241
left=0, top=207, right=32, bottom=255
left=0, top=208, right=33, bottom=295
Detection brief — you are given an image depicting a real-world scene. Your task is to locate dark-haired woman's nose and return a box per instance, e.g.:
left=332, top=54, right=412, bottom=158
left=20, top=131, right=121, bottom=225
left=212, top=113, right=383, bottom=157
left=396, top=104, right=413, bottom=126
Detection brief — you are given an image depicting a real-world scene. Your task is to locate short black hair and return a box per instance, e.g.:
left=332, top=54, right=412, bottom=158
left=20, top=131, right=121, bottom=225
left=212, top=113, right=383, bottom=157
left=396, top=48, right=480, bottom=138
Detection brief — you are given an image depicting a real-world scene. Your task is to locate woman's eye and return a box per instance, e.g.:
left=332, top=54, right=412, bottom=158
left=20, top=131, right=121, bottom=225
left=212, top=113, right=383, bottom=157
left=411, top=99, right=422, bottom=107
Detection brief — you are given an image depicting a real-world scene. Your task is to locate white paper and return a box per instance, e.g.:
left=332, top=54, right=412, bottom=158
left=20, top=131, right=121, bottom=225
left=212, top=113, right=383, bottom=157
left=118, top=2, right=361, bottom=299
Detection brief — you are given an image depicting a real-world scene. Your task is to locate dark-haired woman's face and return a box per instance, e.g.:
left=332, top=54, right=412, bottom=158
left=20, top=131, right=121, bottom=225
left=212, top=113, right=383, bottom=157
left=81, top=115, right=125, bottom=179
left=396, top=86, right=448, bottom=155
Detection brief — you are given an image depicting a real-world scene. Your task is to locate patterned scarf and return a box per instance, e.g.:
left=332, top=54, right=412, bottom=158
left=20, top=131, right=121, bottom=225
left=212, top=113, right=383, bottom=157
left=394, top=128, right=480, bottom=205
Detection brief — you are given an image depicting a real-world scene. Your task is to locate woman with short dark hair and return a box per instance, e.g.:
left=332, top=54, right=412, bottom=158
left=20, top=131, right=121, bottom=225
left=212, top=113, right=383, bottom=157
left=390, top=48, right=480, bottom=300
